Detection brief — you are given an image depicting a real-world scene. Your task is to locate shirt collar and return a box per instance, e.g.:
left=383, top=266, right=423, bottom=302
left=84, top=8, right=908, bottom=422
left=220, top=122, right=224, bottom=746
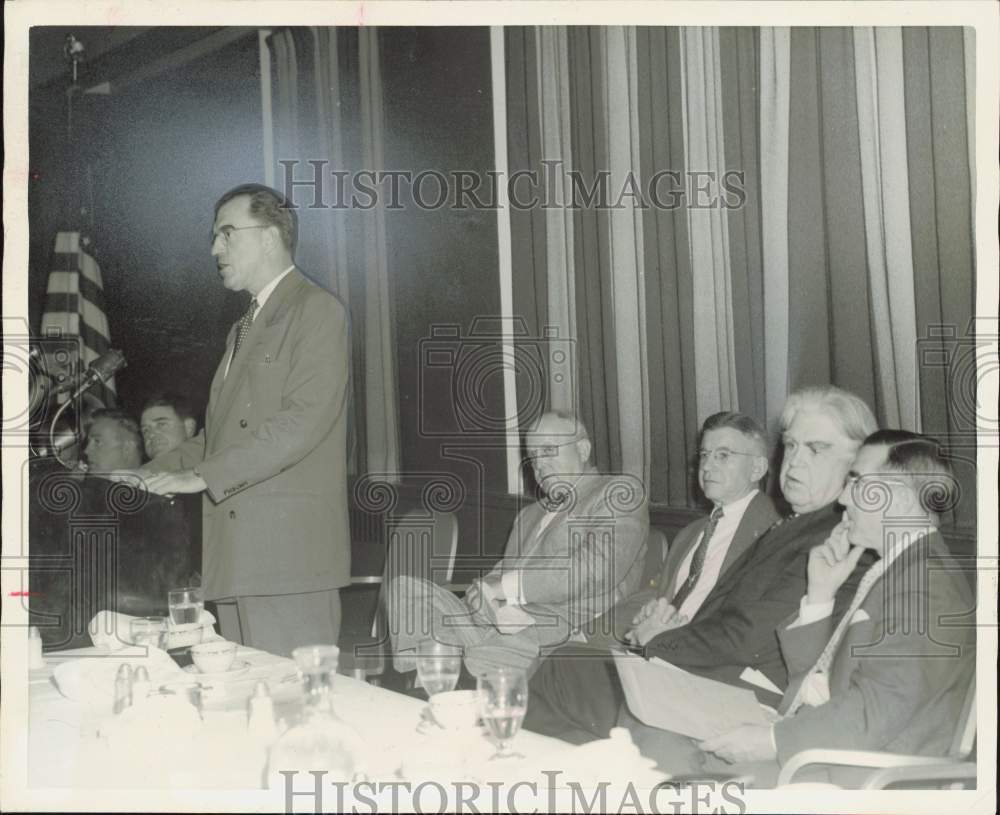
left=714, top=488, right=759, bottom=518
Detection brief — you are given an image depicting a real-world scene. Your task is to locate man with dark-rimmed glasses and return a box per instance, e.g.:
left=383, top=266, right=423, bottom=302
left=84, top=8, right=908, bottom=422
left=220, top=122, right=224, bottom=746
left=141, top=183, right=351, bottom=657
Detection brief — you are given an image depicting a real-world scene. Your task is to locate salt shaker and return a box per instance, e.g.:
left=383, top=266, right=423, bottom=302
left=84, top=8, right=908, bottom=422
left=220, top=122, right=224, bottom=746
left=113, top=664, right=133, bottom=714
left=131, top=666, right=152, bottom=704
left=247, top=680, right=278, bottom=745
left=28, top=626, right=46, bottom=670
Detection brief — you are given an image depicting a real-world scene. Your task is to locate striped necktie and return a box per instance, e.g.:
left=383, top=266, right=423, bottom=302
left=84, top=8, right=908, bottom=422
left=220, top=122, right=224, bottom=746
left=669, top=505, right=724, bottom=608
left=783, top=557, right=886, bottom=717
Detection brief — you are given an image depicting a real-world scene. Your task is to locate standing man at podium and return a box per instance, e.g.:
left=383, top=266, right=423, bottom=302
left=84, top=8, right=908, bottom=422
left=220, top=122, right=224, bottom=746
left=143, top=184, right=351, bottom=656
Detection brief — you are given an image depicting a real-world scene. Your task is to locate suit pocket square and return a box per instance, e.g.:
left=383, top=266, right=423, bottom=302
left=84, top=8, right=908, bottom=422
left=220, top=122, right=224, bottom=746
left=850, top=608, right=871, bottom=624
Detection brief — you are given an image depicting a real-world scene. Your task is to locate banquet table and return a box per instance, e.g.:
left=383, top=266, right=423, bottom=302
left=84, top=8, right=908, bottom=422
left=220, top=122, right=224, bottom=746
left=27, top=644, right=653, bottom=794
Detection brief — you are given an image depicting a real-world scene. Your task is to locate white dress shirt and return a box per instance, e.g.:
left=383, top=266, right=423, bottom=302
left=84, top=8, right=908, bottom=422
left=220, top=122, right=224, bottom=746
left=670, top=489, right=759, bottom=619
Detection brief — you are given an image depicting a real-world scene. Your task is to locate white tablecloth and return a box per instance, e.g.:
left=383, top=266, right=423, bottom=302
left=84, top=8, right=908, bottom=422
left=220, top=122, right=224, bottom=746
left=29, top=645, right=617, bottom=791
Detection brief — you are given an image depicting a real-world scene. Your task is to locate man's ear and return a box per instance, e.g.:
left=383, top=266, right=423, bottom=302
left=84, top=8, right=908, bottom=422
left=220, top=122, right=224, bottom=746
left=183, top=418, right=197, bottom=439
left=750, top=455, right=768, bottom=484
left=262, top=224, right=282, bottom=255
left=576, top=438, right=592, bottom=464
left=893, top=481, right=922, bottom=518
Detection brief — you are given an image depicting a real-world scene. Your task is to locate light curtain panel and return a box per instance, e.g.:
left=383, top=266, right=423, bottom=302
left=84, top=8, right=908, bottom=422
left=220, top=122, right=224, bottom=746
left=508, top=26, right=975, bottom=525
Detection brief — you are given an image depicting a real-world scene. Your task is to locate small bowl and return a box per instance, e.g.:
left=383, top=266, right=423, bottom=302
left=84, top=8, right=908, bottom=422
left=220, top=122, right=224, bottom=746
left=190, top=640, right=238, bottom=674
left=430, top=689, right=479, bottom=730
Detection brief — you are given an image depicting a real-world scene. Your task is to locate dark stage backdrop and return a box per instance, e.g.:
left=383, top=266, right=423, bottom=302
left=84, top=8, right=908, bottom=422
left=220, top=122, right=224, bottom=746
left=29, top=30, right=264, bottom=422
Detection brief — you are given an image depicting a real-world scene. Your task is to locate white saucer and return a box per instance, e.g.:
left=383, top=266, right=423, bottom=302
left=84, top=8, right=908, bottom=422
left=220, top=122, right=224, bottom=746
left=183, top=659, right=251, bottom=681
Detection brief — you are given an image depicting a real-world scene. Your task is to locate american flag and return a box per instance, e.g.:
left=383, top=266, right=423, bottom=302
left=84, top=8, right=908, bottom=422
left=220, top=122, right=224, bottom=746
left=40, top=231, right=117, bottom=407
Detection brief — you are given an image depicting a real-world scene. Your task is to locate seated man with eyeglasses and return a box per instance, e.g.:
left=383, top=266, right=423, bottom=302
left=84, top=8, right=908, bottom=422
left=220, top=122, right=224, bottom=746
left=385, top=410, right=649, bottom=679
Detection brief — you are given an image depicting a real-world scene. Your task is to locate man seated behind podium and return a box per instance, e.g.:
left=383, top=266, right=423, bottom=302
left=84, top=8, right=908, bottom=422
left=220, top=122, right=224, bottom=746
left=525, top=386, right=878, bottom=742
left=386, top=411, right=649, bottom=678
left=140, top=392, right=200, bottom=462
left=691, top=430, right=974, bottom=786
left=83, top=408, right=143, bottom=474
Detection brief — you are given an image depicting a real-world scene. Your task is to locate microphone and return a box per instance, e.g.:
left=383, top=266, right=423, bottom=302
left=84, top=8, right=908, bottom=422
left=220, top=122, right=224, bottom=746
left=35, top=429, right=80, bottom=458
left=70, top=349, right=126, bottom=400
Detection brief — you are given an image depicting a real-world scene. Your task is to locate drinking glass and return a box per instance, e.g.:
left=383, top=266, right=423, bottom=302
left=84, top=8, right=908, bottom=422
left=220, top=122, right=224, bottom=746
left=415, top=640, right=461, bottom=698
left=129, top=616, right=168, bottom=650
left=168, top=586, right=204, bottom=626
left=477, top=669, right=528, bottom=759
left=292, top=644, right=340, bottom=713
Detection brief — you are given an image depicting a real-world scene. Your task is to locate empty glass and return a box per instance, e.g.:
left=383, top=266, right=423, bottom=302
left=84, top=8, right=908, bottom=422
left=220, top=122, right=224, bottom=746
left=168, top=586, right=204, bottom=626
left=415, top=640, right=462, bottom=698
left=129, top=616, right=167, bottom=650
left=477, top=668, right=528, bottom=759
left=292, top=644, right=340, bottom=713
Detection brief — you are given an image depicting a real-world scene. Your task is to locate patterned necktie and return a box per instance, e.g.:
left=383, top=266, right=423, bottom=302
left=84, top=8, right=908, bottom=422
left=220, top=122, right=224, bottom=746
left=783, top=557, right=886, bottom=717
left=231, top=298, right=259, bottom=362
left=669, top=505, right=724, bottom=608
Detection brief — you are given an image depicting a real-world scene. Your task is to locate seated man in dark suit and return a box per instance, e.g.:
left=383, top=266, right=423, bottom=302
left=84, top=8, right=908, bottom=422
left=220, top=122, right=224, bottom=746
left=385, top=411, right=649, bottom=678
left=604, top=411, right=779, bottom=649
left=690, top=430, right=974, bottom=787
left=525, top=385, right=879, bottom=747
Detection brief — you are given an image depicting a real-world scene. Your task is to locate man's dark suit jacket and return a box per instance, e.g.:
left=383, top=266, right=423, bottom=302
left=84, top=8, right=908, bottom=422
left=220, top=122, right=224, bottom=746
left=585, top=491, right=778, bottom=646
left=524, top=500, right=877, bottom=741
left=642, top=501, right=874, bottom=697
left=774, top=531, right=974, bottom=764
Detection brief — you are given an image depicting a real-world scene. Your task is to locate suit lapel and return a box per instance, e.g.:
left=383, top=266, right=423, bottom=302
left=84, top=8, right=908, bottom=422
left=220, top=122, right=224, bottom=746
left=209, top=270, right=304, bottom=436
left=718, top=493, right=777, bottom=577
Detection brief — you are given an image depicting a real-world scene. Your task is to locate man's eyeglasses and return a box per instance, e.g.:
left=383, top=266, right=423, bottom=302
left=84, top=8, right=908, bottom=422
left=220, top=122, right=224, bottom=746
left=843, top=472, right=908, bottom=490
left=698, top=448, right=757, bottom=466
left=211, top=224, right=266, bottom=247
left=526, top=440, right=580, bottom=461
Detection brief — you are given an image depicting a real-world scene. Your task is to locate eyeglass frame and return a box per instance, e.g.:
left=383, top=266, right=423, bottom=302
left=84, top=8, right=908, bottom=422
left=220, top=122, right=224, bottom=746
left=525, top=439, right=583, bottom=461
left=211, top=224, right=267, bottom=247
left=697, top=447, right=760, bottom=466
left=842, top=472, right=909, bottom=491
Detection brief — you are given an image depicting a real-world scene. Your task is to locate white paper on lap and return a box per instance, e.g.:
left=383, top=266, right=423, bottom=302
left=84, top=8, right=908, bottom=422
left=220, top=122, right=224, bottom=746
left=612, top=651, right=771, bottom=740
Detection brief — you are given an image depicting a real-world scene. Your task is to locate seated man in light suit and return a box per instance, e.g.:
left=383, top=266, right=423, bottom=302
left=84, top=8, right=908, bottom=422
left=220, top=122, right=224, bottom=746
left=694, top=429, right=974, bottom=787
left=386, top=411, right=649, bottom=678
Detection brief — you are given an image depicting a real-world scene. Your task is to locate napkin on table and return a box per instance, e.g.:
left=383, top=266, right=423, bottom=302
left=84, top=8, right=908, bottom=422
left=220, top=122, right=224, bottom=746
left=88, top=609, right=221, bottom=651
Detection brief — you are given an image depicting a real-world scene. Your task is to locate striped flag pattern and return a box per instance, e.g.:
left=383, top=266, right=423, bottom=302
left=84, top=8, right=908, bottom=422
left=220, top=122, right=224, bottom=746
left=40, top=231, right=117, bottom=408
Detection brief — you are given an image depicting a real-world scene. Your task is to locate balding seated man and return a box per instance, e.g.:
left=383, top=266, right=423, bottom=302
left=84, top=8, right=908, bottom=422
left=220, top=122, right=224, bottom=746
left=386, top=411, right=649, bottom=678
